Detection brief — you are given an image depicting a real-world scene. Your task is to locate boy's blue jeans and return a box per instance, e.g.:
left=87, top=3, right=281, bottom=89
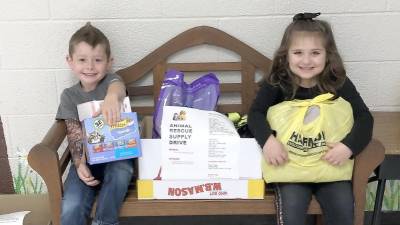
left=275, top=181, right=354, bottom=225
left=61, top=159, right=134, bottom=225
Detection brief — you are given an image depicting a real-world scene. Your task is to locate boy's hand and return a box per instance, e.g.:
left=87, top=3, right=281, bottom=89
left=263, top=135, right=288, bottom=166
left=101, top=93, right=122, bottom=125
left=322, top=142, right=352, bottom=166
left=76, top=163, right=100, bottom=186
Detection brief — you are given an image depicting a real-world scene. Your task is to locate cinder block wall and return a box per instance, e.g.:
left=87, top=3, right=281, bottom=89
left=0, top=1, right=399, bottom=193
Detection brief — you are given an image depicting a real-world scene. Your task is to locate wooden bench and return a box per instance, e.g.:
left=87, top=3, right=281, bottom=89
left=28, top=26, right=385, bottom=225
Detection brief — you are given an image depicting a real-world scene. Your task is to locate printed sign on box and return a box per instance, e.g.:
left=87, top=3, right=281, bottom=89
left=160, top=106, right=240, bottom=180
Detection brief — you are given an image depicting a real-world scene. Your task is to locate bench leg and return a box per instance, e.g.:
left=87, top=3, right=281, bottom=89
left=315, top=215, right=324, bottom=225
left=371, top=179, right=386, bottom=225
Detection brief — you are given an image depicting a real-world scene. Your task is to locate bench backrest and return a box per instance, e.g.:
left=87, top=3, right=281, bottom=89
left=116, top=26, right=272, bottom=116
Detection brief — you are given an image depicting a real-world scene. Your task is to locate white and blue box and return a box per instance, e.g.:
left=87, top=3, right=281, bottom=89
left=83, top=112, right=142, bottom=164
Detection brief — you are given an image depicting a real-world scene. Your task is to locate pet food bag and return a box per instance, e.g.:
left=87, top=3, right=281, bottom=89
left=153, top=69, right=220, bottom=138
left=262, top=93, right=354, bottom=183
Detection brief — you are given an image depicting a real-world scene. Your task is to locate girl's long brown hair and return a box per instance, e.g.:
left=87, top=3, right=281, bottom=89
left=267, top=18, right=346, bottom=99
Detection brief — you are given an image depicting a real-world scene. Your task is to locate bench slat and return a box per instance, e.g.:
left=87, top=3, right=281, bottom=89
left=167, top=62, right=242, bottom=72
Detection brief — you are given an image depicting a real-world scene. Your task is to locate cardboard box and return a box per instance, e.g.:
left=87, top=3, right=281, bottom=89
left=137, top=138, right=264, bottom=200
left=0, top=194, right=50, bottom=225
left=83, top=112, right=142, bottom=165
left=137, top=179, right=264, bottom=200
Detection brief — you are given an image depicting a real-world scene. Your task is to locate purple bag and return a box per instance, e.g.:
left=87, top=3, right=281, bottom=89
left=152, top=69, right=220, bottom=138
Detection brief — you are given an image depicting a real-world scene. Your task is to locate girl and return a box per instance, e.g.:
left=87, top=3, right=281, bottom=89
left=247, top=13, right=373, bottom=225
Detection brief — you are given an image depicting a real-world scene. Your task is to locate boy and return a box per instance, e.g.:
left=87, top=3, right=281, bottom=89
left=56, top=22, right=133, bottom=225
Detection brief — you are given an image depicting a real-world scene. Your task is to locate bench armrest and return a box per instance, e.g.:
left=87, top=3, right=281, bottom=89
left=353, top=138, right=385, bottom=225
left=28, top=120, right=68, bottom=225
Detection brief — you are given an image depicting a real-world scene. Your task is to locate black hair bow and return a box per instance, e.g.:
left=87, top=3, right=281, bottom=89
left=293, top=12, right=321, bottom=21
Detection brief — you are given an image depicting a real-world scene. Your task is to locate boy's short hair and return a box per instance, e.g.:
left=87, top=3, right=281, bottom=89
left=68, top=22, right=111, bottom=59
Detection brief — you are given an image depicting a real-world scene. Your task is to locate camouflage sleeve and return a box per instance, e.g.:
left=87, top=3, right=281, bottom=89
left=65, top=119, right=84, bottom=166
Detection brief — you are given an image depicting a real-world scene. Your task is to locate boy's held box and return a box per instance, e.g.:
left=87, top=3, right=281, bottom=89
left=77, top=97, right=141, bottom=165
left=83, top=112, right=141, bottom=165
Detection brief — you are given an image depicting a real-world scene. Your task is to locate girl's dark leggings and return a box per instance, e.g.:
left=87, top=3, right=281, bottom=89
left=275, top=181, right=354, bottom=225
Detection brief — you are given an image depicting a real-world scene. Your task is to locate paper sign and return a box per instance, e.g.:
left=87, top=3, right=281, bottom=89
left=160, top=106, right=240, bottom=179
left=0, top=211, right=30, bottom=225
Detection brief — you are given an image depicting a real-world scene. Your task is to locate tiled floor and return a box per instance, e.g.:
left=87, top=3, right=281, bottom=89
left=119, top=213, right=400, bottom=225
left=119, top=215, right=312, bottom=225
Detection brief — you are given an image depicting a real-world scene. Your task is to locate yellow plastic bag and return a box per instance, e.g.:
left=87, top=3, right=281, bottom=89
left=262, top=93, right=354, bottom=183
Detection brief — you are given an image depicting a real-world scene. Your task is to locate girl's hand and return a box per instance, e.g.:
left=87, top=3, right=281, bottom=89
left=76, top=163, right=100, bottom=186
left=100, top=93, right=122, bottom=125
left=262, top=135, right=288, bottom=166
left=321, top=142, right=352, bottom=166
